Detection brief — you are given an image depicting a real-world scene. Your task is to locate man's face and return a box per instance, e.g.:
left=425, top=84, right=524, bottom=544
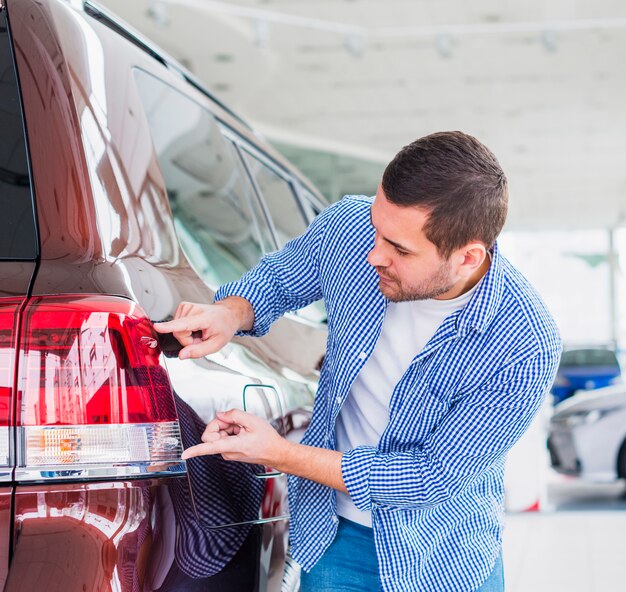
left=367, top=186, right=459, bottom=302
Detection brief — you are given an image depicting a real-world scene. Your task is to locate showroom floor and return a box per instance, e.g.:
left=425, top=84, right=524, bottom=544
left=503, top=478, right=626, bottom=592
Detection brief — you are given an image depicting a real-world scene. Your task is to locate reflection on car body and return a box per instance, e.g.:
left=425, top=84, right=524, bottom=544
left=0, top=0, right=327, bottom=589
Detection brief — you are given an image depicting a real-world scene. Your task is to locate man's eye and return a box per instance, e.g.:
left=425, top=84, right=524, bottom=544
left=396, top=248, right=409, bottom=256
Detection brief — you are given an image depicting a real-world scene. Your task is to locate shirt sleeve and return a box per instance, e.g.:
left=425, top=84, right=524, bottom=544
left=341, top=344, right=561, bottom=511
left=214, top=200, right=338, bottom=337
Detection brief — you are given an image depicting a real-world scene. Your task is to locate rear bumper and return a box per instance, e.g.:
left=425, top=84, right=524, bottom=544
left=8, top=477, right=180, bottom=591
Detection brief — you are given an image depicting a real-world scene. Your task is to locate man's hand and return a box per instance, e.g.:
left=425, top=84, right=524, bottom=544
left=182, top=409, right=285, bottom=466
left=181, top=409, right=348, bottom=494
left=153, top=297, right=254, bottom=359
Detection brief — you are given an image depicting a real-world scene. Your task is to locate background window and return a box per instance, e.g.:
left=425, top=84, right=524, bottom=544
left=134, top=69, right=273, bottom=287
left=242, top=151, right=307, bottom=248
left=0, top=10, right=36, bottom=260
left=298, top=186, right=323, bottom=223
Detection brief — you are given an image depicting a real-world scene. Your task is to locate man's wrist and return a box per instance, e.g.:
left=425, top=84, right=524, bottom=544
left=215, top=296, right=254, bottom=332
left=272, top=439, right=347, bottom=494
left=272, top=438, right=298, bottom=474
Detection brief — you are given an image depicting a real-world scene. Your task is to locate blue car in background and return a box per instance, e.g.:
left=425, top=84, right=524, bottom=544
left=551, top=348, right=622, bottom=404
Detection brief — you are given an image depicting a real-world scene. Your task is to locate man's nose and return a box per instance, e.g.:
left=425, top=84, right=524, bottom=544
left=367, top=241, right=388, bottom=268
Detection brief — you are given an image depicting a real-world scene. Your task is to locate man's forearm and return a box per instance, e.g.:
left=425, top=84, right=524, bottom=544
left=275, top=441, right=348, bottom=494
left=215, top=296, right=255, bottom=332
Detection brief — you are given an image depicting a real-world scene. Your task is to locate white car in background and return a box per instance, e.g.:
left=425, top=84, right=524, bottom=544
left=547, top=384, right=626, bottom=482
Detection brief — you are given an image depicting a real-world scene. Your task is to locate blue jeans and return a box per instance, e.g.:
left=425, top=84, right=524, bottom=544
left=300, top=517, right=382, bottom=591
left=476, top=552, right=505, bottom=591
left=299, top=517, right=505, bottom=591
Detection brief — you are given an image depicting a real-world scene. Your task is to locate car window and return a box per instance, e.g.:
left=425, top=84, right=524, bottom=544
left=298, top=186, right=323, bottom=223
left=288, top=185, right=328, bottom=322
left=241, top=151, right=308, bottom=248
left=133, top=69, right=274, bottom=287
left=0, top=8, right=36, bottom=260
left=240, top=152, right=329, bottom=322
left=559, top=349, right=620, bottom=369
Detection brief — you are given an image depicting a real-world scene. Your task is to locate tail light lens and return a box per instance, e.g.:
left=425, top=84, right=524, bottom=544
left=15, top=295, right=185, bottom=481
left=0, top=300, right=22, bottom=469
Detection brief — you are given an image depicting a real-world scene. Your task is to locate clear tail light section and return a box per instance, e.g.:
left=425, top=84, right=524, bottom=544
left=0, top=299, right=22, bottom=474
left=15, top=295, right=185, bottom=482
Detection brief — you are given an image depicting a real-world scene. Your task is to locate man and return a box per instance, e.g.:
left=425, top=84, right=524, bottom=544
left=155, top=131, right=561, bottom=591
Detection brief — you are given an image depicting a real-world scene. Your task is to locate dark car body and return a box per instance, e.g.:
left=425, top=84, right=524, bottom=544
left=551, top=348, right=621, bottom=404
left=0, top=0, right=328, bottom=589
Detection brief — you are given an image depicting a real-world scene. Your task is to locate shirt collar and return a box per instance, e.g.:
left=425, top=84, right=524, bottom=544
left=454, top=241, right=505, bottom=335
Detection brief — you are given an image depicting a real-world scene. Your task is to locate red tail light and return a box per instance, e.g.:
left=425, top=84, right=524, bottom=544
left=0, top=299, right=23, bottom=468
left=15, top=295, right=185, bottom=481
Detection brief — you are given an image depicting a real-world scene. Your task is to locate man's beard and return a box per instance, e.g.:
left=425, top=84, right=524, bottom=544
left=377, top=260, right=456, bottom=302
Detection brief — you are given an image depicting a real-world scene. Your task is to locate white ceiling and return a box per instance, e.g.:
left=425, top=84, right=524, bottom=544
left=99, top=0, right=626, bottom=230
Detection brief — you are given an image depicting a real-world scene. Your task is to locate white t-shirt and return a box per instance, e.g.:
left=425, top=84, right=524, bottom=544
left=335, top=282, right=480, bottom=527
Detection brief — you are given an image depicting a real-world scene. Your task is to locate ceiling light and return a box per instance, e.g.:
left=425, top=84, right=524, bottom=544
left=435, top=34, right=454, bottom=58
left=344, top=33, right=365, bottom=57
left=147, top=1, right=171, bottom=28
left=254, top=19, right=271, bottom=48
left=541, top=30, right=558, bottom=52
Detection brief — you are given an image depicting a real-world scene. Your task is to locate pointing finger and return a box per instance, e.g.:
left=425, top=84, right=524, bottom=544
left=181, top=438, right=237, bottom=460
left=157, top=312, right=216, bottom=334
left=152, top=320, right=177, bottom=333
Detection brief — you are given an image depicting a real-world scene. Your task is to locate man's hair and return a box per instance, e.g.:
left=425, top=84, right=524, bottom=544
left=381, top=131, right=508, bottom=258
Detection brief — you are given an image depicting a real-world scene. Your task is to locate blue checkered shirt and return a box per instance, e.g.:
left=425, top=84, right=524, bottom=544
left=215, top=195, right=562, bottom=591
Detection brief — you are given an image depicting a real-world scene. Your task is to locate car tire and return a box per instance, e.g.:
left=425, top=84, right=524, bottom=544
left=617, top=439, right=626, bottom=480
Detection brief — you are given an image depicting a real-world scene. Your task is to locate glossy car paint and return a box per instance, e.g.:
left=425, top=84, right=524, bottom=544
left=548, top=385, right=626, bottom=482
left=0, top=490, right=9, bottom=590
left=9, top=479, right=273, bottom=591
left=2, top=0, right=328, bottom=589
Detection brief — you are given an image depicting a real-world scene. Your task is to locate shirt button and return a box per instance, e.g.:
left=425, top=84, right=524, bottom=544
left=331, top=515, right=339, bottom=524
left=336, top=395, right=341, bottom=404
left=358, top=351, right=367, bottom=360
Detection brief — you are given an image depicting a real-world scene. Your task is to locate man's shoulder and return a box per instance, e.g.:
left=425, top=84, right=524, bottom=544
left=336, top=194, right=374, bottom=207
left=497, top=255, right=561, bottom=354
left=319, top=194, right=374, bottom=239
left=322, top=194, right=373, bottom=220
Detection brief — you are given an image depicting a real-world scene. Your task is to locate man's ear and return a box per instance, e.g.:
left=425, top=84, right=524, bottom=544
left=456, top=242, right=487, bottom=277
